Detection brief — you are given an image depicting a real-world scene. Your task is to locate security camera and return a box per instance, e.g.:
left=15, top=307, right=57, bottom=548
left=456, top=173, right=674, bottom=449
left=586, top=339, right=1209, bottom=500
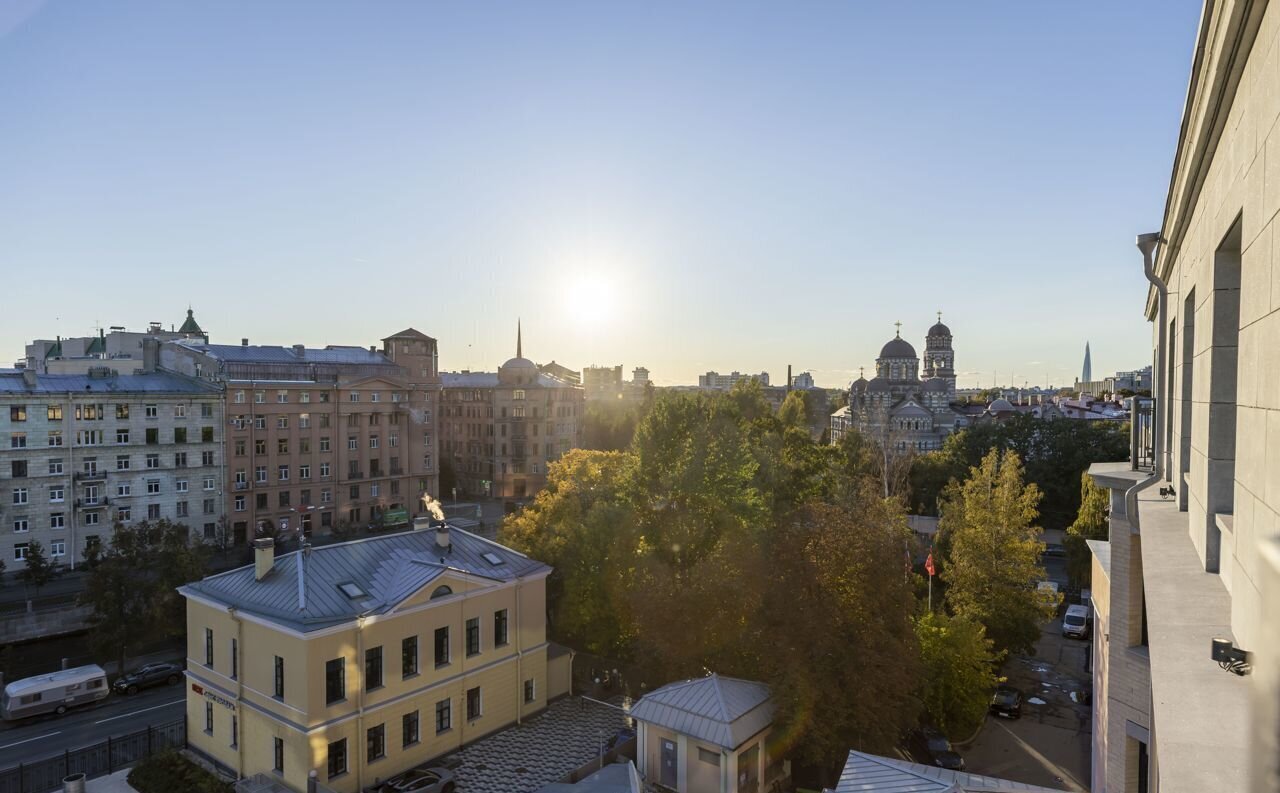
left=1211, top=638, right=1251, bottom=675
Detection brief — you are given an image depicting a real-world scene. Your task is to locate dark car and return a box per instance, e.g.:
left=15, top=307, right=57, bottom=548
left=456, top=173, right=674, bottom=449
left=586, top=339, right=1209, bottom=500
left=990, top=686, right=1023, bottom=719
left=371, top=767, right=456, bottom=793
left=112, top=662, right=184, bottom=695
left=914, top=727, right=965, bottom=771
left=1043, top=542, right=1067, bottom=558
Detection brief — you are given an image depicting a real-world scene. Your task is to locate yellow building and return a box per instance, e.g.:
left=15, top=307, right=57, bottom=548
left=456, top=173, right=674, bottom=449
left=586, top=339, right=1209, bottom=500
left=179, top=522, right=552, bottom=793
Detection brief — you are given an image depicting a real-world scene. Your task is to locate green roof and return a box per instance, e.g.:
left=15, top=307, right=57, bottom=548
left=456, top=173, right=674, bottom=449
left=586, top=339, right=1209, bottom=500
left=179, top=308, right=203, bottom=335
left=85, top=331, right=105, bottom=355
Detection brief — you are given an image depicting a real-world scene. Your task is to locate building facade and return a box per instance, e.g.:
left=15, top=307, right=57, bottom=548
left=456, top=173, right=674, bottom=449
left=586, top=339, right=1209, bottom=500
left=697, top=371, right=769, bottom=390
left=581, top=365, right=624, bottom=397
left=24, top=310, right=209, bottom=374
left=1088, top=2, right=1280, bottom=790
left=180, top=523, right=552, bottom=793
left=440, top=329, right=583, bottom=500
left=0, top=368, right=224, bottom=567
left=161, top=330, right=439, bottom=545
left=830, top=319, right=960, bottom=451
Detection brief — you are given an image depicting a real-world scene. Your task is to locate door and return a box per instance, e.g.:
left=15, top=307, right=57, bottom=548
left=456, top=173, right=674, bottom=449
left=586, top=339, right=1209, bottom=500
left=661, top=739, right=678, bottom=789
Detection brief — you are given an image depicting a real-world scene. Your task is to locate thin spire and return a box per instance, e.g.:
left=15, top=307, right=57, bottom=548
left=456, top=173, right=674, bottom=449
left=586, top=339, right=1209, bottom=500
left=937, top=310, right=942, bottom=323
left=517, top=318, right=522, bottom=359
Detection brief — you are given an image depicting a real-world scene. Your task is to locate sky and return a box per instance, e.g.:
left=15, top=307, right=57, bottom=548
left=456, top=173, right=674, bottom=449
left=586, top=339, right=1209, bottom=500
left=0, top=1, right=1203, bottom=388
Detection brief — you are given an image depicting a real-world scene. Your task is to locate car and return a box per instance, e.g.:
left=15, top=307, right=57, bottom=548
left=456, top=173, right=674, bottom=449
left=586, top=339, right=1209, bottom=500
left=914, top=727, right=966, bottom=772
left=112, top=662, right=184, bottom=695
left=1062, top=604, right=1091, bottom=639
left=1043, top=542, right=1067, bottom=558
left=990, top=685, right=1023, bottom=719
left=371, top=767, right=456, bottom=793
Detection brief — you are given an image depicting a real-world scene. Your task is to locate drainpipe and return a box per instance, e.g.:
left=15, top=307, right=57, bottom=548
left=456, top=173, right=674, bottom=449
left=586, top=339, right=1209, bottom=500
left=1124, top=232, right=1168, bottom=530
left=355, top=616, right=366, bottom=791
left=515, top=577, right=523, bottom=725
left=228, top=606, right=245, bottom=779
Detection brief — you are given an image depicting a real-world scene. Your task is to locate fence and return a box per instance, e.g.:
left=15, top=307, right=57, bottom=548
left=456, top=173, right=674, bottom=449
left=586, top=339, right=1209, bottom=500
left=0, top=718, right=185, bottom=793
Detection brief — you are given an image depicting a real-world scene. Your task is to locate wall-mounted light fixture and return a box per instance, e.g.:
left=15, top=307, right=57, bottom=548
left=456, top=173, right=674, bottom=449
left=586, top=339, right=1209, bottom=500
left=1212, top=638, right=1251, bottom=676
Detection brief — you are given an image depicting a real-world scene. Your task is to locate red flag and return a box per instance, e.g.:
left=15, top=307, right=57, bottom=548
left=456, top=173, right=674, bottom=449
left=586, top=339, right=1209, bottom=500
left=925, top=551, right=936, bottom=577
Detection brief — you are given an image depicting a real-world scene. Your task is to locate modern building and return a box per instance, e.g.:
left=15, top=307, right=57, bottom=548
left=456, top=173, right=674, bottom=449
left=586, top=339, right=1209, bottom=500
left=1087, top=2, right=1280, bottom=791
left=1081, top=341, right=1093, bottom=385
left=439, top=326, right=583, bottom=500
left=179, top=522, right=553, bottom=793
left=582, top=365, right=624, bottom=397
left=161, top=330, right=439, bottom=545
left=0, top=368, right=224, bottom=567
left=24, top=311, right=209, bottom=374
left=697, top=371, right=769, bottom=390
left=790, top=371, right=815, bottom=390
left=631, top=675, right=787, bottom=793
left=632, top=367, right=650, bottom=386
left=830, top=319, right=960, bottom=451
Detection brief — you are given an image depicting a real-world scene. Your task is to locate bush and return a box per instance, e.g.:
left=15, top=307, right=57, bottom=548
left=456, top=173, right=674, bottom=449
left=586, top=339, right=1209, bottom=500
left=127, top=750, right=232, bottom=793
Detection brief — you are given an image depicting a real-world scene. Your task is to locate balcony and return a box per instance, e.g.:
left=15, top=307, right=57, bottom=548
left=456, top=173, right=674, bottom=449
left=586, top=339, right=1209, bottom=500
left=75, top=497, right=109, bottom=509
left=74, top=470, right=106, bottom=482
left=234, top=482, right=249, bottom=491
left=390, top=466, right=404, bottom=476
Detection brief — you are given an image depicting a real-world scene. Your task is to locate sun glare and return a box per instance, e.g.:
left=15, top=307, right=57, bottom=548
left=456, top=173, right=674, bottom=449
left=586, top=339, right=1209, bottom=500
left=565, top=274, right=617, bottom=327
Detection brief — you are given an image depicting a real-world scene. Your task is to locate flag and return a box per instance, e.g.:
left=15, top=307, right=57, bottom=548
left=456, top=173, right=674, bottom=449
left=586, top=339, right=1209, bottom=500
left=925, top=551, right=936, bottom=577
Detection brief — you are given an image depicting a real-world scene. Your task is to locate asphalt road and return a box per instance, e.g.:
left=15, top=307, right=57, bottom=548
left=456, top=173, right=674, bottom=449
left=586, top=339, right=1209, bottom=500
left=0, top=682, right=185, bottom=769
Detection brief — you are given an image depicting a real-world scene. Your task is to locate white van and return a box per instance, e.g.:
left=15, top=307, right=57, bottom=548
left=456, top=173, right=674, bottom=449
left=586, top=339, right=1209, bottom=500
left=1062, top=604, right=1091, bottom=639
left=0, top=665, right=109, bottom=720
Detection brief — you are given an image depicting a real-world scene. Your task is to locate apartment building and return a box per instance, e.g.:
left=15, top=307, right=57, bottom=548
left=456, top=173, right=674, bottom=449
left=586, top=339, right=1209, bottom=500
left=24, top=309, right=208, bottom=374
left=0, top=368, right=224, bottom=566
left=161, top=330, right=439, bottom=546
left=697, top=371, right=769, bottom=390
left=179, top=522, right=551, bottom=793
left=439, top=328, right=583, bottom=500
left=1087, top=1, right=1280, bottom=791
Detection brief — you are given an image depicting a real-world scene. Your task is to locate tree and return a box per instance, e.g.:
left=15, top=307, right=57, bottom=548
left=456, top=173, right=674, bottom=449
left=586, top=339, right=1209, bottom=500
left=915, top=611, right=1000, bottom=737
left=1065, top=474, right=1109, bottom=585
left=19, top=540, right=55, bottom=598
left=940, top=449, right=1053, bottom=656
left=761, top=496, right=922, bottom=772
left=777, top=390, right=810, bottom=431
left=582, top=399, right=648, bottom=452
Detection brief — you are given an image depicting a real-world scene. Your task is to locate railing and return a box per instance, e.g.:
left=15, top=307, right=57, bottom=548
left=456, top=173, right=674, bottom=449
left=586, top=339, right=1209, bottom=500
left=0, top=718, right=185, bottom=793
left=73, top=471, right=105, bottom=481
left=235, top=482, right=249, bottom=491
left=389, top=466, right=403, bottom=476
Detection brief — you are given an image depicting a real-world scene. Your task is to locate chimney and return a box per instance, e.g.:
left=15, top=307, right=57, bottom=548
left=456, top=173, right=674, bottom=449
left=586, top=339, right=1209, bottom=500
left=369, top=345, right=376, bottom=354
left=21, top=369, right=36, bottom=388
left=254, top=537, right=275, bottom=581
left=242, top=338, right=249, bottom=347
left=293, top=344, right=305, bottom=357
left=436, top=521, right=450, bottom=551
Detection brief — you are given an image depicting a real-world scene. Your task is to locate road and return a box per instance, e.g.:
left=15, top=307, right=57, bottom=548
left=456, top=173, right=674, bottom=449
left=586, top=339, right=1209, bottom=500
left=0, top=683, right=185, bottom=769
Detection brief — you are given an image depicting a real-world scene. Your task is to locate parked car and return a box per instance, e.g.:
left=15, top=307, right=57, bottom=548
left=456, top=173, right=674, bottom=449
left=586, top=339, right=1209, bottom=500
left=112, top=662, right=184, bottom=695
left=1043, top=542, right=1067, bottom=558
left=913, top=727, right=965, bottom=771
left=1062, top=604, right=1091, bottom=639
left=990, top=686, right=1023, bottom=719
left=370, top=767, right=456, bottom=793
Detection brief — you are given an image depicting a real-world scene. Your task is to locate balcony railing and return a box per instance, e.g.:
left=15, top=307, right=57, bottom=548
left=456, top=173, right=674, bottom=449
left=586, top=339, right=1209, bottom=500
left=348, top=472, right=365, bottom=480
left=74, top=470, right=106, bottom=481
left=75, top=497, right=109, bottom=508
left=389, top=466, right=403, bottom=476
left=234, top=482, right=249, bottom=491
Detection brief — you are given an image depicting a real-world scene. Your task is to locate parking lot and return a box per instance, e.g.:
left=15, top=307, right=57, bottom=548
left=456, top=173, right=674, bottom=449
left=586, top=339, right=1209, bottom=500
left=446, top=697, right=629, bottom=793
left=962, top=621, right=1092, bottom=791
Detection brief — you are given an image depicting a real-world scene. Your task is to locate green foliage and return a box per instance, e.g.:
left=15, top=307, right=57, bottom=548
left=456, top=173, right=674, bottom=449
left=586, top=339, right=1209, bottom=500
left=914, top=611, right=1000, bottom=737
left=777, top=390, right=810, bottom=431
left=1065, top=475, right=1110, bottom=585
left=128, top=750, right=231, bottom=793
left=18, top=540, right=55, bottom=596
left=940, top=449, right=1054, bottom=656
left=82, top=520, right=209, bottom=674
left=583, top=399, right=649, bottom=451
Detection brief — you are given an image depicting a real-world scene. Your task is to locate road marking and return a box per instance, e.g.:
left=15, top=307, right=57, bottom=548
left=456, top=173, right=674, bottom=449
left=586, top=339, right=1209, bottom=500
left=0, top=731, right=61, bottom=750
left=93, top=700, right=184, bottom=725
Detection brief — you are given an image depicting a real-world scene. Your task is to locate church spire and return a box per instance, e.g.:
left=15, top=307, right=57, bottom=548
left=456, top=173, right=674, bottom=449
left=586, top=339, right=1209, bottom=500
left=517, top=319, right=523, bottom=359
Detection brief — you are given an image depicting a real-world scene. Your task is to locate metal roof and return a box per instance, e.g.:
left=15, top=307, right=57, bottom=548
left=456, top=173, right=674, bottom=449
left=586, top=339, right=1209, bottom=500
left=382, top=328, right=436, bottom=342
left=442, top=371, right=575, bottom=389
left=185, top=342, right=392, bottom=367
left=539, top=761, right=640, bottom=793
left=180, top=525, right=550, bottom=633
left=835, top=751, right=1069, bottom=793
left=629, top=675, right=772, bottom=749
left=0, top=371, right=220, bottom=395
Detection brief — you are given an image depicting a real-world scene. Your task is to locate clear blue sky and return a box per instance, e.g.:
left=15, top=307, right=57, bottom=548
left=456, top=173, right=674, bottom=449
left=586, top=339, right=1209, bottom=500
left=0, top=1, right=1202, bottom=387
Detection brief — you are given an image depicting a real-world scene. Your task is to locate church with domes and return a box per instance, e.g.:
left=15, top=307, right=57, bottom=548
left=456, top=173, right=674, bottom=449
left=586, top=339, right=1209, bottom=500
left=830, top=315, right=964, bottom=452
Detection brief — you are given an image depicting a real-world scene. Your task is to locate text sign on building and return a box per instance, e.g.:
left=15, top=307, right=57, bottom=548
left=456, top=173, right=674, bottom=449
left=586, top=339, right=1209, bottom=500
left=192, top=682, right=236, bottom=710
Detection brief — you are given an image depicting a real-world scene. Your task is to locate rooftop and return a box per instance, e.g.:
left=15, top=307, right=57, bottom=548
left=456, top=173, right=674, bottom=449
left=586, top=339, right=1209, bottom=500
left=628, top=674, right=772, bottom=750
left=0, top=370, right=220, bottom=395
left=180, top=525, right=551, bottom=633
left=182, top=341, right=392, bottom=366
left=835, top=750, right=1068, bottom=792
left=1088, top=462, right=1249, bottom=793
left=442, top=371, right=576, bottom=389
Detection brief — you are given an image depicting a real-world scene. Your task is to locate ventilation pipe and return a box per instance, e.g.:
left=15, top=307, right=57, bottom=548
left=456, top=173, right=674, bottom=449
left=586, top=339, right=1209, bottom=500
left=1125, top=232, right=1167, bottom=530
left=254, top=538, right=275, bottom=581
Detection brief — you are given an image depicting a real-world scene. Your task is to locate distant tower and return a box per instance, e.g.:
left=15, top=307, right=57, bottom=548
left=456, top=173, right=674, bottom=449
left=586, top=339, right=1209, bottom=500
left=923, top=311, right=956, bottom=400
left=1082, top=342, right=1092, bottom=383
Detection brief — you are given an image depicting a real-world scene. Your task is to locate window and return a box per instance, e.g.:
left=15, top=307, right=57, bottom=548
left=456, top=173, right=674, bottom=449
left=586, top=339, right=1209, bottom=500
left=366, top=723, right=385, bottom=764
left=9, top=461, right=25, bottom=478
left=256, top=493, right=267, bottom=510
left=370, top=392, right=380, bottom=403
left=320, top=392, right=330, bottom=403
left=524, top=678, right=536, bottom=704
left=273, top=656, right=284, bottom=698
left=325, top=658, right=345, bottom=704
left=254, top=391, right=265, bottom=405
left=48, top=486, right=64, bottom=503
left=11, top=432, right=27, bottom=448
left=466, top=686, right=481, bottom=720
left=369, top=435, right=378, bottom=449
left=348, top=436, right=357, bottom=451
left=299, top=464, right=310, bottom=480
left=389, top=433, right=398, bottom=448
left=349, top=484, right=359, bottom=500
left=203, top=476, right=215, bottom=491
left=278, top=491, right=290, bottom=508
left=435, top=698, right=451, bottom=734
left=254, top=417, right=265, bottom=431
left=300, top=392, right=311, bottom=404
left=327, top=738, right=347, bottom=779
left=201, top=427, right=213, bottom=443
left=12, top=488, right=27, bottom=505
left=231, top=715, right=238, bottom=748
left=231, top=638, right=238, bottom=680
left=9, top=405, right=26, bottom=422
left=48, top=405, right=63, bottom=421
left=277, top=390, right=288, bottom=404
left=278, top=465, right=289, bottom=481
left=116, top=455, right=129, bottom=471
left=466, top=617, right=480, bottom=657
left=201, top=403, right=213, bottom=419
left=174, top=427, right=187, bottom=444
left=176, top=451, right=189, bottom=467
left=698, top=748, right=721, bottom=766
left=145, top=428, right=158, bottom=445
left=205, top=702, right=214, bottom=734
left=402, top=710, right=419, bottom=747
left=365, top=646, right=383, bottom=691
left=116, top=507, right=131, bottom=523
left=276, top=416, right=288, bottom=430
left=273, top=737, right=283, bottom=774
left=234, top=495, right=245, bottom=511
left=49, top=513, right=64, bottom=530
left=147, top=479, right=160, bottom=495
left=204, top=628, right=214, bottom=666
left=434, top=626, right=450, bottom=667
left=174, top=404, right=186, bottom=419
left=321, top=488, right=332, bottom=502
left=145, top=404, right=157, bottom=419
left=48, top=459, right=63, bottom=475
left=320, top=437, right=331, bottom=452
left=47, top=430, right=62, bottom=447
left=402, top=636, right=418, bottom=678
left=256, top=466, right=267, bottom=483
left=204, top=498, right=216, bottom=515
left=176, top=480, right=189, bottom=493
left=146, top=453, right=159, bottom=469
left=495, top=609, right=509, bottom=647
left=299, top=413, right=310, bottom=429
left=370, top=483, right=379, bottom=497
left=349, top=392, right=360, bottom=402
left=116, top=483, right=131, bottom=497
left=115, top=429, right=129, bottom=444
left=12, top=519, right=27, bottom=533
left=234, top=391, right=245, bottom=404
left=13, top=543, right=28, bottom=561
left=299, top=438, right=310, bottom=454
left=201, top=450, right=214, bottom=466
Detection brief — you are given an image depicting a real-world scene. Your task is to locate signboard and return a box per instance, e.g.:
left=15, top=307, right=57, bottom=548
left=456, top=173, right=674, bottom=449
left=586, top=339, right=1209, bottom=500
left=383, top=508, right=410, bottom=526
left=191, top=682, right=236, bottom=710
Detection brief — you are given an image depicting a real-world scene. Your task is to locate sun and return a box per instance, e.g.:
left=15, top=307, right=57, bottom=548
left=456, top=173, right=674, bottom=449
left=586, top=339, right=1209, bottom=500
left=565, top=274, right=617, bottom=327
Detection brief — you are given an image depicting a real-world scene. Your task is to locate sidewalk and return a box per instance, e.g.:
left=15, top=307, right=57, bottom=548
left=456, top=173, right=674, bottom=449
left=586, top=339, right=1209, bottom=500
left=87, top=768, right=138, bottom=793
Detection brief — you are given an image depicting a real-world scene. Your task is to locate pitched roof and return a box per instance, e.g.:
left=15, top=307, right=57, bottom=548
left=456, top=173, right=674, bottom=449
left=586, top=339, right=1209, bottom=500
left=629, top=675, right=772, bottom=749
left=442, top=371, right=575, bottom=389
left=835, top=751, right=1069, bottom=793
left=180, top=525, right=550, bottom=633
left=179, top=309, right=204, bottom=335
left=382, top=328, right=436, bottom=342
left=0, top=371, right=221, bottom=395
left=184, top=342, right=393, bottom=367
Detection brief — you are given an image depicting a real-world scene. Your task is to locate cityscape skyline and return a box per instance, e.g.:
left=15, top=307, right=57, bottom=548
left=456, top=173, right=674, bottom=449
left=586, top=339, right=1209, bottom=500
left=0, top=1, right=1197, bottom=388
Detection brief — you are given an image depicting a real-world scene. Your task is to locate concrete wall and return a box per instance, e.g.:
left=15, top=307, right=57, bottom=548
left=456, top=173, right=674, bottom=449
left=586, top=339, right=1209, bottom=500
left=0, top=602, right=92, bottom=644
